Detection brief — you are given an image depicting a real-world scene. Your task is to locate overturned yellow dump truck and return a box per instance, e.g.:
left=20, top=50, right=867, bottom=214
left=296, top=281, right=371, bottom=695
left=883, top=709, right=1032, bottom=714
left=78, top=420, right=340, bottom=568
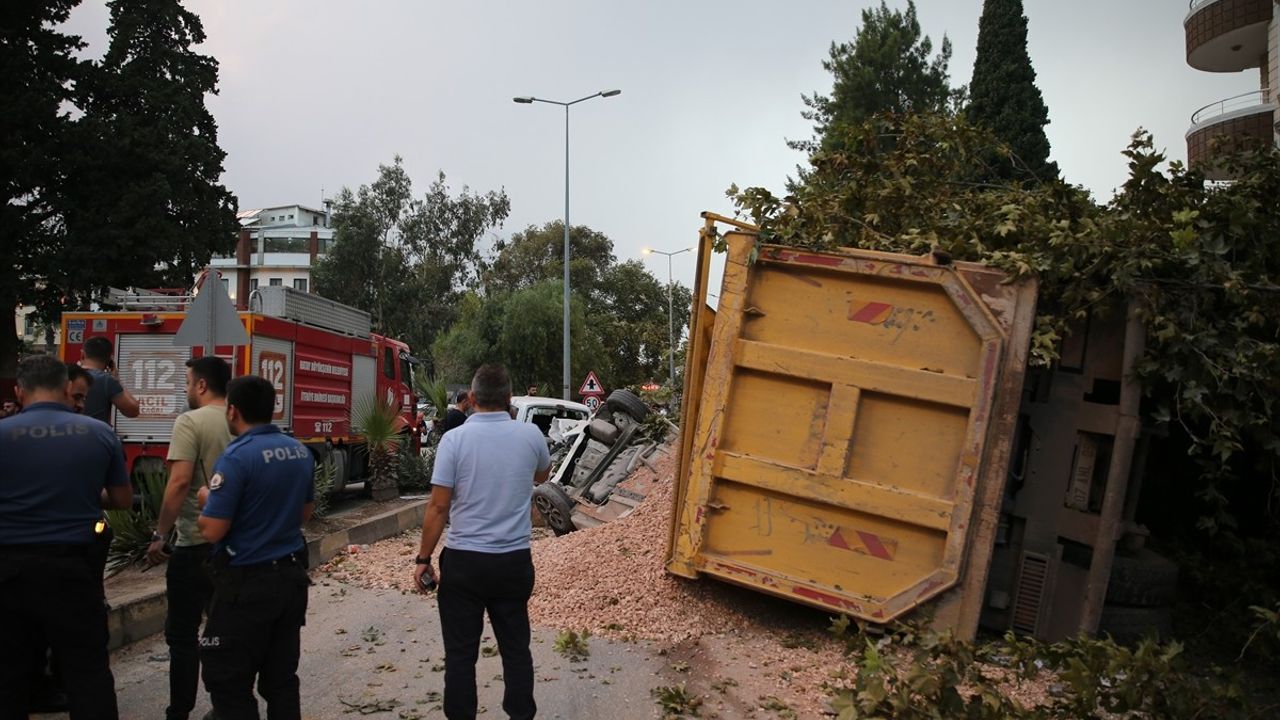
left=666, top=213, right=1038, bottom=640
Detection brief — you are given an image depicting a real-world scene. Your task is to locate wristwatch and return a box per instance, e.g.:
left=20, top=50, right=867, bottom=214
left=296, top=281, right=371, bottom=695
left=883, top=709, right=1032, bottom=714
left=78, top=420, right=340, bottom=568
left=151, top=531, right=165, bottom=543
left=414, top=556, right=432, bottom=565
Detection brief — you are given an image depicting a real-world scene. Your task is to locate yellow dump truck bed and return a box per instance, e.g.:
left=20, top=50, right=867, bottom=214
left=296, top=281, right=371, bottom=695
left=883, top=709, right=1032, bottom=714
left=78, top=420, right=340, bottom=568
left=667, top=214, right=1038, bottom=639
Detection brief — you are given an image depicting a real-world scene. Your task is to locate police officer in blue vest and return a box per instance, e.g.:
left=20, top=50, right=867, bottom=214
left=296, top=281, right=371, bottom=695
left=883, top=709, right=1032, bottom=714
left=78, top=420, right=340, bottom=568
left=0, top=354, right=133, bottom=718
left=196, top=375, right=314, bottom=720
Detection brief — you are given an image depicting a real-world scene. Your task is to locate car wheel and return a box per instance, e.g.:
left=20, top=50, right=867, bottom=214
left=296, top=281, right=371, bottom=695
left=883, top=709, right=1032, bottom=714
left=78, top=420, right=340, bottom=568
left=533, top=484, right=577, bottom=536
left=606, top=389, right=649, bottom=423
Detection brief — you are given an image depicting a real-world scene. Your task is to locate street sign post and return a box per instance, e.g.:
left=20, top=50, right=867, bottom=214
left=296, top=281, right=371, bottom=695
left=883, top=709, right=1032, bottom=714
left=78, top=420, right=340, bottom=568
left=172, top=269, right=248, bottom=352
left=578, top=371, right=605, bottom=397
left=579, top=370, right=605, bottom=414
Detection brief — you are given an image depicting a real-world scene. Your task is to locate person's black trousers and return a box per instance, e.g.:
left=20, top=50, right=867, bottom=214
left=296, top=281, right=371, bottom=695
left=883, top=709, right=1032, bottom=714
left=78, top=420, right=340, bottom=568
left=437, top=547, right=536, bottom=720
left=166, top=544, right=214, bottom=720
left=200, top=556, right=309, bottom=720
left=0, top=548, right=118, bottom=720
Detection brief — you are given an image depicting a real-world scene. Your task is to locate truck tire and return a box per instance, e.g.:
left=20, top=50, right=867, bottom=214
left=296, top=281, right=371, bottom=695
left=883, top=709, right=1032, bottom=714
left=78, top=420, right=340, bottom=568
left=1106, top=550, right=1179, bottom=608
left=533, top=484, right=577, bottom=536
left=1098, top=604, right=1173, bottom=644
left=606, top=389, right=649, bottom=423
left=330, top=448, right=349, bottom=492
left=586, top=419, right=621, bottom=446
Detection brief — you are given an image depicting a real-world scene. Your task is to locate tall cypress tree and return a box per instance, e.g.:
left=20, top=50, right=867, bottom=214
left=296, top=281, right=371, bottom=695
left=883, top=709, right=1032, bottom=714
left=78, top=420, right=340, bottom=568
left=61, top=0, right=237, bottom=296
left=966, top=0, right=1058, bottom=180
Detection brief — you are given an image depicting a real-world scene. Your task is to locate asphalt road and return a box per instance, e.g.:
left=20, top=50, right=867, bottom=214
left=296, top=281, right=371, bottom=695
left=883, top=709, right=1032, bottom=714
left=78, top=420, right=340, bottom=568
left=37, top=578, right=678, bottom=719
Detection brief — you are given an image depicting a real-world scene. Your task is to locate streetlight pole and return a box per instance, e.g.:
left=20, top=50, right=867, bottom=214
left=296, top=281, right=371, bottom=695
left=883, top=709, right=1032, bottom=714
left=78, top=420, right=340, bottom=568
left=514, top=89, right=621, bottom=400
left=643, top=247, right=692, bottom=387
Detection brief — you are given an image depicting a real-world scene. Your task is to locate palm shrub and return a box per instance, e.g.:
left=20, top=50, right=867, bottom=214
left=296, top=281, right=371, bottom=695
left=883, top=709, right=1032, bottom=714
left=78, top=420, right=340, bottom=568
left=104, top=466, right=168, bottom=575
left=413, top=370, right=449, bottom=425
left=351, top=392, right=405, bottom=501
left=312, top=453, right=337, bottom=517
left=397, top=445, right=434, bottom=493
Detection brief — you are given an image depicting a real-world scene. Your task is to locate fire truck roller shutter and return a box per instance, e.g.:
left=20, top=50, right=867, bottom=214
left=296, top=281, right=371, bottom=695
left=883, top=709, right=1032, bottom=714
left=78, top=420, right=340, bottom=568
left=114, top=335, right=193, bottom=442
left=251, top=336, right=294, bottom=430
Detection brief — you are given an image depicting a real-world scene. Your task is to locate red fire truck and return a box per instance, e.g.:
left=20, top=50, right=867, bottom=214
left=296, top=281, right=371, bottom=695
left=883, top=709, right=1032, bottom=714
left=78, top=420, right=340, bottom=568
left=59, top=286, right=417, bottom=492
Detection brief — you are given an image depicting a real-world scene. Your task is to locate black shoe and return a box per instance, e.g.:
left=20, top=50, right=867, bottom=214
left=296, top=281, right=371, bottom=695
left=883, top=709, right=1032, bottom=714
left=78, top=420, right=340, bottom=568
left=29, top=688, right=69, bottom=713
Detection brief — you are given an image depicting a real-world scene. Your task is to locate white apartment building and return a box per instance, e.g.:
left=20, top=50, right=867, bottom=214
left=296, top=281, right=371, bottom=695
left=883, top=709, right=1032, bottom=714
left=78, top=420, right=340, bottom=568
left=210, top=203, right=336, bottom=307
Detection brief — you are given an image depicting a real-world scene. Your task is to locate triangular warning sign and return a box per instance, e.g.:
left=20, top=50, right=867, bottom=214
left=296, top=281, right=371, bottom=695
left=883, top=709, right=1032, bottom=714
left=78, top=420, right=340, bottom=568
left=578, top=370, right=604, bottom=396
left=173, top=270, right=249, bottom=350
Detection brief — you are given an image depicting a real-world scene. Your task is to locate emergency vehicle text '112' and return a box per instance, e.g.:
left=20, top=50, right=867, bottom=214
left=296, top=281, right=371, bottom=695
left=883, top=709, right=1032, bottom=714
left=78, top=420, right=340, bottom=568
left=60, top=286, right=418, bottom=492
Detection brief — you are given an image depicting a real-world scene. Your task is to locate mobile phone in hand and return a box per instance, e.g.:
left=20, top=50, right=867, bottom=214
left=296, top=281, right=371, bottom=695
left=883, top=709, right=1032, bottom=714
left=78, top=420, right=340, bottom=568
left=417, top=570, right=437, bottom=593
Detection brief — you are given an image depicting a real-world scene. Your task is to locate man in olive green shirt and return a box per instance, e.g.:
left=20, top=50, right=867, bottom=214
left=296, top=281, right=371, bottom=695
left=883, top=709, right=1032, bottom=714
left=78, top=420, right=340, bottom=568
left=146, top=356, right=232, bottom=720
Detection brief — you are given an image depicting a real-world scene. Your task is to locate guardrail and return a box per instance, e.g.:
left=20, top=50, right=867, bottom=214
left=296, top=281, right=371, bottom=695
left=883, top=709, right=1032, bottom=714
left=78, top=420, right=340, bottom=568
left=1188, top=0, right=1221, bottom=11
left=1190, top=88, right=1274, bottom=125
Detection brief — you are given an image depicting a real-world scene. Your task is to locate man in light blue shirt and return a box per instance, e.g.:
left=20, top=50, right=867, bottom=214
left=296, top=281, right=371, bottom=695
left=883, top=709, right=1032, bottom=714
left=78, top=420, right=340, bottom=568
left=415, top=363, right=550, bottom=720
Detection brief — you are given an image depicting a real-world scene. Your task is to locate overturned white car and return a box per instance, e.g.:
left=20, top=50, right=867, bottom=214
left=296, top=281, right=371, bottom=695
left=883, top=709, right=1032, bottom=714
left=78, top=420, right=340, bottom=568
left=533, top=389, right=673, bottom=535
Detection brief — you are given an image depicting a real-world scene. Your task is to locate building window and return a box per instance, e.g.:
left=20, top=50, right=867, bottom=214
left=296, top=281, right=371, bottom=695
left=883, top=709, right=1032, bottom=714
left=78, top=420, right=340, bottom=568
left=293, top=278, right=308, bottom=292
left=249, top=278, right=259, bottom=290
left=264, top=236, right=308, bottom=253
left=316, top=238, right=334, bottom=255
left=269, top=278, right=283, bottom=287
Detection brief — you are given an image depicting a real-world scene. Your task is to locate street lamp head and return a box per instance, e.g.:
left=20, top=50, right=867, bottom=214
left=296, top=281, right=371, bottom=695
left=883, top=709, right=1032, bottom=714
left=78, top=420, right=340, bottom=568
left=642, top=248, right=653, bottom=255
left=512, top=96, right=535, bottom=104
left=601, top=89, right=622, bottom=98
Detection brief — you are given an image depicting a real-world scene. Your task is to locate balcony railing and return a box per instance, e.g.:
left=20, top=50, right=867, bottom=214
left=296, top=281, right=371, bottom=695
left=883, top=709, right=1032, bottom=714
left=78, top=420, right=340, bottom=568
left=1188, top=0, right=1219, bottom=11
left=1190, top=88, right=1273, bottom=126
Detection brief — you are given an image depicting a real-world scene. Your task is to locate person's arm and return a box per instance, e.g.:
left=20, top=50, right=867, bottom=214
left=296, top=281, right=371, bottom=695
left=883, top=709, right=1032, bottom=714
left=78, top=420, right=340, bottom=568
left=101, top=433, right=133, bottom=509
left=414, top=485, right=452, bottom=590
left=198, top=458, right=242, bottom=544
left=534, top=466, right=551, bottom=486
left=102, top=484, right=133, bottom=510
left=413, top=435, right=456, bottom=591
left=112, top=389, right=140, bottom=418
left=532, top=427, right=552, bottom=485
left=301, top=502, right=314, bottom=525
left=107, top=374, right=140, bottom=418
left=197, top=515, right=231, bottom=544
left=146, top=460, right=194, bottom=564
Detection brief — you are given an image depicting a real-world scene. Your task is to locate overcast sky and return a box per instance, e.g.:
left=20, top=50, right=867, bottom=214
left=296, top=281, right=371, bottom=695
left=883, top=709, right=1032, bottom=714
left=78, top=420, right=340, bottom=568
left=63, top=1, right=1258, bottom=293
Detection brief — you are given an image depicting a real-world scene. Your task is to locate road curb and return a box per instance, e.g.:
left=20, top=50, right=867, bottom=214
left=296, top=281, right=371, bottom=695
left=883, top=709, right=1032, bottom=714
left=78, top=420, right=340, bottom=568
left=106, top=499, right=426, bottom=651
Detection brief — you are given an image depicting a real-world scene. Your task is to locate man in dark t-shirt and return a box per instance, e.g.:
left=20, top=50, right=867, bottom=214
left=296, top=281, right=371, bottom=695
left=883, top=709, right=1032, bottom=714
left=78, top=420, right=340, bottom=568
left=439, top=390, right=472, bottom=437
left=79, top=336, right=140, bottom=425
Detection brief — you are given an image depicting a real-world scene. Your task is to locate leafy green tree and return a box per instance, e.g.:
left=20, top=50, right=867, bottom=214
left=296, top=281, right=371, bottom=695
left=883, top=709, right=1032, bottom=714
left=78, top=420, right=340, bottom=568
left=794, top=0, right=959, bottom=154
left=431, top=282, right=606, bottom=393
left=498, top=281, right=605, bottom=392
left=966, top=0, right=1058, bottom=181
left=60, top=0, right=238, bottom=297
left=484, top=221, right=616, bottom=298
left=314, top=157, right=413, bottom=334
left=313, top=157, right=509, bottom=358
left=430, top=292, right=506, bottom=384
left=443, top=223, right=692, bottom=392
left=595, top=260, right=691, bottom=389
left=0, top=1, right=85, bottom=377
